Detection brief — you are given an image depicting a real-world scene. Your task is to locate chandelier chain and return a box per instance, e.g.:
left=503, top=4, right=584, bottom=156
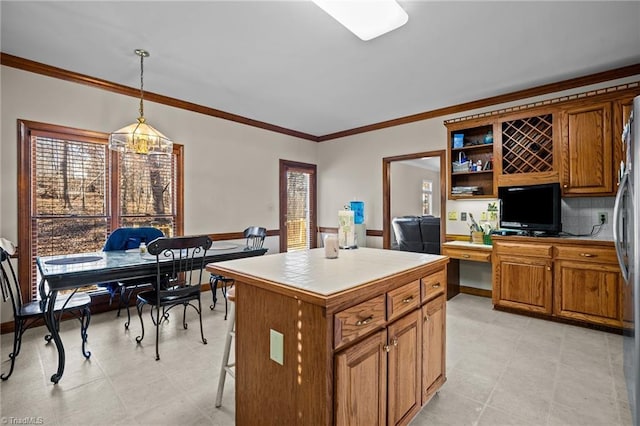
left=139, top=52, right=144, bottom=119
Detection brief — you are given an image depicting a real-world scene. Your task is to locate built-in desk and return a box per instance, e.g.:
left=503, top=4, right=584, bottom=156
left=442, top=240, right=493, bottom=298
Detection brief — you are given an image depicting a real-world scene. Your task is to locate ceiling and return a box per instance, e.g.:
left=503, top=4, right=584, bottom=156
left=2, top=1, right=639, bottom=138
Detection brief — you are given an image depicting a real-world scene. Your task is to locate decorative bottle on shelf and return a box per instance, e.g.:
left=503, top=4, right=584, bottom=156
left=484, top=130, right=493, bottom=144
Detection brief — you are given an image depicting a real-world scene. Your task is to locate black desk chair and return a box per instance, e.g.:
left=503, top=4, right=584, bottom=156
left=209, top=226, right=266, bottom=319
left=101, top=227, right=164, bottom=329
left=135, top=235, right=212, bottom=361
left=0, top=247, right=91, bottom=380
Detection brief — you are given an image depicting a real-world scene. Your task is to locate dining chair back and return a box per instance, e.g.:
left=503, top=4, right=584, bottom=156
left=134, top=235, right=212, bottom=360
left=209, top=226, right=267, bottom=320
left=0, top=247, right=91, bottom=380
left=102, top=226, right=164, bottom=329
left=244, top=226, right=267, bottom=250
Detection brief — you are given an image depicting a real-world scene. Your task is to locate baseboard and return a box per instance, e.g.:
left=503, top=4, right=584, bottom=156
left=459, top=286, right=492, bottom=298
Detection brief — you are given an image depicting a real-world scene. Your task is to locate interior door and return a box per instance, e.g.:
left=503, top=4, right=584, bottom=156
left=279, top=159, right=317, bottom=252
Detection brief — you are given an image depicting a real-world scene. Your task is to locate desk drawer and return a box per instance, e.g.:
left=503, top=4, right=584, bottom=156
left=494, top=242, right=552, bottom=258
left=442, top=246, right=491, bottom=263
left=387, top=280, right=420, bottom=322
left=334, top=294, right=386, bottom=349
left=555, top=245, right=618, bottom=263
left=421, top=270, right=446, bottom=303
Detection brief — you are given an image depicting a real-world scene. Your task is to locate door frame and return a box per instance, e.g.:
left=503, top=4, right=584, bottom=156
left=382, top=150, right=446, bottom=249
left=279, top=159, right=317, bottom=252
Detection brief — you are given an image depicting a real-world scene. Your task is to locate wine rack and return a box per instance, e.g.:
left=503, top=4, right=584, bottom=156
left=501, top=114, right=553, bottom=175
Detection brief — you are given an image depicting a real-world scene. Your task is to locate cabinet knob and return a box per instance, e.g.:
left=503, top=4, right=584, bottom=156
left=432, top=283, right=441, bottom=289
left=463, top=254, right=471, bottom=258
left=392, top=337, right=398, bottom=347
left=424, top=315, right=430, bottom=322
left=401, top=296, right=414, bottom=304
left=547, top=266, right=551, bottom=271
left=383, top=344, right=391, bottom=353
left=355, top=316, right=373, bottom=326
left=580, top=253, right=596, bottom=258
left=563, top=184, right=568, bottom=188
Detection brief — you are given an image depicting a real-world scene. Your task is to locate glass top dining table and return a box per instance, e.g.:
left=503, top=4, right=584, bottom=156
left=35, top=242, right=267, bottom=383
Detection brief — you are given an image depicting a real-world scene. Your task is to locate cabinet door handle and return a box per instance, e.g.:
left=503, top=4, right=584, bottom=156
left=392, top=337, right=398, bottom=347
left=462, top=254, right=471, bottom=258
left=432, top=283, right=441, bottom=289
left=383, top=344, right=391, bottom=353
left=355, top=316, right=373, bottom=326
left=547, top=266, right=551, bottom=271
left=401, top=296, right=414, bottom=304
left=563, top=184, right=568, bottom=188
left=580, top=253, right=596, bottom=258
left=424, top=315, right=430, bottom=322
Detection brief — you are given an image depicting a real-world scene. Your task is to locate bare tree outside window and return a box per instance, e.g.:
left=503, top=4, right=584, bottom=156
left=18, top=121, right=183, bottom=300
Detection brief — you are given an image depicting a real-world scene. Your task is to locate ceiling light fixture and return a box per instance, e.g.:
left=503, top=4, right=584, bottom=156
left=108, top=49, right=172, bottom=155
left=312, top=0, right=408, bottom=41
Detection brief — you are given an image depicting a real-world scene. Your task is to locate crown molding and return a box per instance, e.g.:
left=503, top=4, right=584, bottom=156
left=3, top=52, right=639, bottom=143
left=0, top=52, right=319, bottom=142
left=317, top=63, right=640, bottom=141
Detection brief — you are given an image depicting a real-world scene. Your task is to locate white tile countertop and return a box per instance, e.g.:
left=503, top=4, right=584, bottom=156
left=209, top=247, right=446, bottom=296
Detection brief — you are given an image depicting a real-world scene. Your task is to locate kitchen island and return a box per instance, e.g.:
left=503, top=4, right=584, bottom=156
left=207, top=247, right=449, bottom=426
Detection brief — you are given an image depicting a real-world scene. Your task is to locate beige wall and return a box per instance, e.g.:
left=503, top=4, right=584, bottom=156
left=1, top=64, right=639, bottom=321
left=316, top=75, right=640, bottom=239
left=0, top=66, right=317, bottom=322
left=390, top=162, right=440, bottom=219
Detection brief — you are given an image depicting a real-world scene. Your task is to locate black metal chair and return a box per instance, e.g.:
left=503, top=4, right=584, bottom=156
left=209, top=226, right=266, bottom=319
left=101, top=227, right=164, bottom=329
left=135, top=235, right=212, bottom=360
left=0, top=247, right=91, bottom=380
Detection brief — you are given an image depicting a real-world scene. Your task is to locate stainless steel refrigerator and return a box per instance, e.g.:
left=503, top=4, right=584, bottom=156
left=615, top=94, right=640, bottom=426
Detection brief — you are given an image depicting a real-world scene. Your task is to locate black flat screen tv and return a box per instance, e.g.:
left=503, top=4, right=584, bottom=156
left=498, top=183, right=562, bottom=235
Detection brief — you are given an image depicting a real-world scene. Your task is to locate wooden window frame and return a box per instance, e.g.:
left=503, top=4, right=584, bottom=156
left=17, top=120, right=184, bottom=305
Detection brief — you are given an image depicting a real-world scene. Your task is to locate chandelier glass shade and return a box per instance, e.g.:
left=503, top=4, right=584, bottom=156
left=108, top=49, right=172, bottom=155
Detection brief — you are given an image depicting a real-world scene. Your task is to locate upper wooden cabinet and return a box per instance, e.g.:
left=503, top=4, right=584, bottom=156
left=495, top=111, right=561, bottom=187
left=560, top=102, right=613, bottom=196
left=445, top=83, right=639, bottom=198
left=446, top=122, right=496, bottom=199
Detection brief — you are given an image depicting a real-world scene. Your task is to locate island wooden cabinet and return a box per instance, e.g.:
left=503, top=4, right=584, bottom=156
left=386, top=310, right=421, bottom=425
left=207, top=248, right=449, bottom=426
left=560, top=101, right=613, bottom=195
left=336, top=298, right=426, bottom=426
left=492, top=236, right=623, bottom=328
left=492, top=241, right=553, bottom=314
left=335, top=330, right=387, bottom=425
left=421, top=293, right=446, bottom=403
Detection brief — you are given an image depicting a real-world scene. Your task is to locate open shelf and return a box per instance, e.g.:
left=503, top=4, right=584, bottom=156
left=448, top=123, right=495, bottom=199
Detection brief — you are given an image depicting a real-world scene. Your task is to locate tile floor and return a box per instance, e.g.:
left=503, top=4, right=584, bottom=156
left=0, top=293, right=632, bottom=425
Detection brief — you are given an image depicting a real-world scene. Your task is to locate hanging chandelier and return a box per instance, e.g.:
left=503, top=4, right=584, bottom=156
left=108, top=49, right=172, bottom=155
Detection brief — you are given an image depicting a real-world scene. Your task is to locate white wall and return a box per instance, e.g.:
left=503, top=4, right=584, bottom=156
left=316, top=75, right=640, bottom=238
left=390, top=162, right=440, bottom=219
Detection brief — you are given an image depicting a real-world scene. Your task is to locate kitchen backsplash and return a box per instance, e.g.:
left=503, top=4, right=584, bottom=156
left=446, top=197, right=615, bottom=240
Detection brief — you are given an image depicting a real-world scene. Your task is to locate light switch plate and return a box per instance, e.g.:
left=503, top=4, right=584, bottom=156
left=448, top=211, right=457, bottom=220
left=460, top=212, right=467, bottom=221
left=270, top=329, right=284, bottom=365
left=480, top=212, right=487, bottom=221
